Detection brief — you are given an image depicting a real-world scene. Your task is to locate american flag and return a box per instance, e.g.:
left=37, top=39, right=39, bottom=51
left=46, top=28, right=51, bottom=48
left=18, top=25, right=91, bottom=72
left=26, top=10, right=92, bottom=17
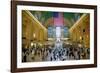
left=53, top=12, right=63, bottom=27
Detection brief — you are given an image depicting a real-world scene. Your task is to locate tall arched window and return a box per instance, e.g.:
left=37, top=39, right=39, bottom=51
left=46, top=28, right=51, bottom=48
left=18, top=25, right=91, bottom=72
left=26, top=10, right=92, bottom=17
left=48, top=27, right=54, bottom=38
left=63, top=27, right=69, bottom=38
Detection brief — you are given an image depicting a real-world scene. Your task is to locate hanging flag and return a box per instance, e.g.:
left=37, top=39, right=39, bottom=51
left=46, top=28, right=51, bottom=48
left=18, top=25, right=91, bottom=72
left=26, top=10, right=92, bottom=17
left=53, top=12, right=63, bottom=27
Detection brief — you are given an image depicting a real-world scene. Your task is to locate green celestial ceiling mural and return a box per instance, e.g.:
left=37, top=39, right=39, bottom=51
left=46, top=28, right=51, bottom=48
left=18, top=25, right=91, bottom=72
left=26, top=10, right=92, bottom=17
left=29, top=10, right=83, bottom=29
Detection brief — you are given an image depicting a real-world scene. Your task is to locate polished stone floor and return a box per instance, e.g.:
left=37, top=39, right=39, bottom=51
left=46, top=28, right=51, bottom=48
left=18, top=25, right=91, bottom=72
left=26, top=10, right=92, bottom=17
left=22, top=41, right=90, bottom=62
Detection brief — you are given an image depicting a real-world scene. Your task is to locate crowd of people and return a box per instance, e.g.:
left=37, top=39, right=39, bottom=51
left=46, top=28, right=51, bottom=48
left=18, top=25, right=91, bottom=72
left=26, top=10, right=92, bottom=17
left=22, top=42, right=90, bottom=62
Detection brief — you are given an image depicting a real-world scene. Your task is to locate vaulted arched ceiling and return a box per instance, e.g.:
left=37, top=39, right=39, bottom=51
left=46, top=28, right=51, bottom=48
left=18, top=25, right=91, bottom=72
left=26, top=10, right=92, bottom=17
left=30, top=11, right=83, bottom=29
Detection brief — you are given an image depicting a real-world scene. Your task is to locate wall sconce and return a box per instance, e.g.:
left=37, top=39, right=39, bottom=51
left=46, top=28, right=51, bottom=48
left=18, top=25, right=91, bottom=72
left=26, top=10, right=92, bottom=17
left=33, top=33, right=35, bottom=38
